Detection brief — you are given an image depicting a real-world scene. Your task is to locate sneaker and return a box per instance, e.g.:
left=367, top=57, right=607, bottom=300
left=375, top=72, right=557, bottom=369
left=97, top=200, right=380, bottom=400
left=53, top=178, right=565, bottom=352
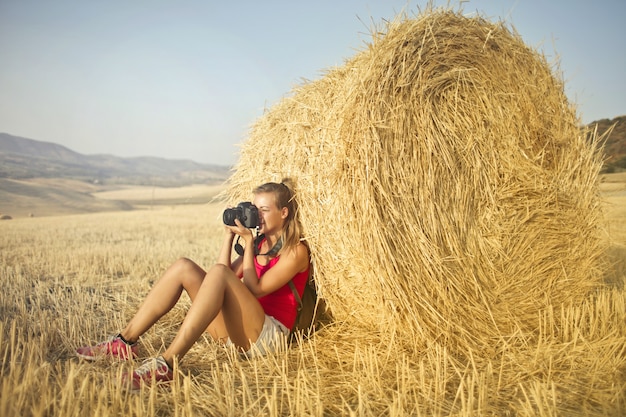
left=123, top=356, right=173, bottom=390
left=76, top=334, right=138, bottom=361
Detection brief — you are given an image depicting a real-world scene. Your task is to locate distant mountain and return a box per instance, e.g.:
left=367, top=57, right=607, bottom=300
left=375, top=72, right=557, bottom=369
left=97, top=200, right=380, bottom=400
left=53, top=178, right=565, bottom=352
left=587, top=115, right=626, bottom=173
left=0, top=133, right=231, bottom=186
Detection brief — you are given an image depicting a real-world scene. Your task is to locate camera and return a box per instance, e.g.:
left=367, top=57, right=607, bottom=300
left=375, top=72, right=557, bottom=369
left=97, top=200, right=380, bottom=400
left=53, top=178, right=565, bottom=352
left=223, top=202, right=259, bottom=228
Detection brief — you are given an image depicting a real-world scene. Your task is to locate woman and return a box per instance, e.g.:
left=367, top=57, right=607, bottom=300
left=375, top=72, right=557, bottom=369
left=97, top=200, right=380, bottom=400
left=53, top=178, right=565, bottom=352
left=76, top=179, right=310, bottom=390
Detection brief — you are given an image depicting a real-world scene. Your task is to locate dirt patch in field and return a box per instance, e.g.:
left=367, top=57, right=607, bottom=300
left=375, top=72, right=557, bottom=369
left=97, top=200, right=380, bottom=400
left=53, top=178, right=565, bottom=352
left=0, top=178, right=227, bottom=218
left=92, top=184, right=226, bottom=205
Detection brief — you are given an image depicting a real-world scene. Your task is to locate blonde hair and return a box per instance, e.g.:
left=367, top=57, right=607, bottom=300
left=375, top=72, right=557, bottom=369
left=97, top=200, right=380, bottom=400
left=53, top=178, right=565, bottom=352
left=253, top=178, right=304, bottom=253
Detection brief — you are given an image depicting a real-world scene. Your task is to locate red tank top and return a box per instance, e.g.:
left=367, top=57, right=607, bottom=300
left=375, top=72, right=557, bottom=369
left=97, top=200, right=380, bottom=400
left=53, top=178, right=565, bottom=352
left=254, top=240, right=309, bottom=330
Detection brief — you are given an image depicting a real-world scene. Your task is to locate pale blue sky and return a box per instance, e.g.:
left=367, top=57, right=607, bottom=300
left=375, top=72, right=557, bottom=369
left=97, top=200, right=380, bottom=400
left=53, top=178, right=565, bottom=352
left=0, top=0, right=624, bottom=165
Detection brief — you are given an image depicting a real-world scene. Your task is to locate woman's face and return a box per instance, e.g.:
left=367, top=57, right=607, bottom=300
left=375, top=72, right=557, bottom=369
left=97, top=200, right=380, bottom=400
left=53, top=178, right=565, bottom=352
left=253, top=192, right=287, bottom=235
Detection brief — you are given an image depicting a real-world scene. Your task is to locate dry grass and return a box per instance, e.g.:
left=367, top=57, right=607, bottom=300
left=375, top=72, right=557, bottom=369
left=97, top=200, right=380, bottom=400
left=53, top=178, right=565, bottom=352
left=0, top=194, right=624, bottom=416
left=2, top=7, right=625, bottom=416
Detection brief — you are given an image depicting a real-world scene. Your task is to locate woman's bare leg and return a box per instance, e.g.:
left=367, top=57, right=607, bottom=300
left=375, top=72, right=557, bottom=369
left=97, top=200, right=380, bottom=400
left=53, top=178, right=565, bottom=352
left=205, top=311, right=229, bottom=343
left=119, top=258, right=207, bottom=342
left=161, top=264, right=265, bottom=365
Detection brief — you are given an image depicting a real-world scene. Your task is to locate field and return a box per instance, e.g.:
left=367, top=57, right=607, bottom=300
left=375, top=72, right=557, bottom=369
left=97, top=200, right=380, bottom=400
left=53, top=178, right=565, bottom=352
left=0, top=178, right=226, bottom=218
left=0, top=175, right=625, bottom=416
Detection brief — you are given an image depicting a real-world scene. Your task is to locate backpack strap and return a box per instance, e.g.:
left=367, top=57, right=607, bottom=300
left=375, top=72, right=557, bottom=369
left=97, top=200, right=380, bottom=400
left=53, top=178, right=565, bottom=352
left=288, top=264, right=312, bottom=310
left=288, top=280, right=302, bottom=308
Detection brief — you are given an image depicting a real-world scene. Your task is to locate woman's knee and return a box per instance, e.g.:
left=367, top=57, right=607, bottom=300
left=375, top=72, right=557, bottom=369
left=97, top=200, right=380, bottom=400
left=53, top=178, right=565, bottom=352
left=207, top=263, right=231, bottom=276
left=172, top=257, right=201, bottom=273
left=170, top=257, right=205, bottom=286
left=203, top=264, right=239, bottom=288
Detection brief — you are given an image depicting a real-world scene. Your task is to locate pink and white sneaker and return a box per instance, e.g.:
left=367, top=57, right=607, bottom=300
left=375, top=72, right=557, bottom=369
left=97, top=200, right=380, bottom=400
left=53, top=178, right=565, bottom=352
left=123, top=356, right=173, bottom=390
left=76, top=334, right=138, bottom=361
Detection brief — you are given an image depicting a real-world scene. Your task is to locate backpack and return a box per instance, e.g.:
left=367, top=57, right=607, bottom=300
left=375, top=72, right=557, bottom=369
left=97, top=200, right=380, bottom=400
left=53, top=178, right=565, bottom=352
left=287, top=269, right=320, bottom=340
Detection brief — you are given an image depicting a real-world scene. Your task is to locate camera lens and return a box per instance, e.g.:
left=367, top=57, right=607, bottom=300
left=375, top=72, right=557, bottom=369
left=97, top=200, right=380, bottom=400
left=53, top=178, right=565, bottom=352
left=222, top=208, right=239, bottom=226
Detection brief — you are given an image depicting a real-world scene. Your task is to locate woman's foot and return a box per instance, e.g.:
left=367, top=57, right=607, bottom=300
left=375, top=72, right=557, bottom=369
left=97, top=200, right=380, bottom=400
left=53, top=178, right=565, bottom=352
left=76, top=334, right=138, bottom=360
left=123, top=356, right=173, bottom=390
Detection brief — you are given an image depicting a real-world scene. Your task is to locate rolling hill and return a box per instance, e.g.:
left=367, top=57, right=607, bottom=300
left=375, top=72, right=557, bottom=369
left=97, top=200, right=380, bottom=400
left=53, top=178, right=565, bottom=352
left=588, top=115, right=626, bottom=172
left=0, top=133, right=231, bottom=218
left=0, top=133, right=230, bottom=186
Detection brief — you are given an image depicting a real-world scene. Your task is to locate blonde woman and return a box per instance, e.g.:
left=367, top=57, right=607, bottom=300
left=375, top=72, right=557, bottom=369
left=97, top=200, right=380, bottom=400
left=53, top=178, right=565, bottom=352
left=77, top=179, right=310, bottom=390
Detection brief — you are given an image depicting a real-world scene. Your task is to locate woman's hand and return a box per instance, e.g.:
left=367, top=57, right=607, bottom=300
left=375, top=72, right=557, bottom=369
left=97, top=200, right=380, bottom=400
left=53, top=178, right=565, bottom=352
left=225, top=219, right=255, bottom=244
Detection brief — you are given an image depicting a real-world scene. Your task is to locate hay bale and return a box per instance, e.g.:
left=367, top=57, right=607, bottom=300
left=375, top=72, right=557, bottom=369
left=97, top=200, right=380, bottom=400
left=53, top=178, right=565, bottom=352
left=0, top=214, right=12, bottom=220
left=224, top=9, right=605, bottom=354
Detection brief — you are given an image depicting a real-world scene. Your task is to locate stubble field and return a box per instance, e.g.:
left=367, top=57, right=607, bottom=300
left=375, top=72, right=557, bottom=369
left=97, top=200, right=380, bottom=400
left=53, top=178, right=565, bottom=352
left=0, top=175, right=625, bottom=416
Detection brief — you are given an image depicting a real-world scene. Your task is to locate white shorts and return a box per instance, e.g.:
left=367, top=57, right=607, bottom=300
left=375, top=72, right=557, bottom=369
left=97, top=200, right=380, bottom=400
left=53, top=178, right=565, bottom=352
left=226, top=315, right=289, bottom=359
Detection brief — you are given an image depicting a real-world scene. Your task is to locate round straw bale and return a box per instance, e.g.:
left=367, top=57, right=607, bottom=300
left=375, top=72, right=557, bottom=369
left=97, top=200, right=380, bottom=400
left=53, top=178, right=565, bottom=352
left=224, top=9, right=605, bottom=354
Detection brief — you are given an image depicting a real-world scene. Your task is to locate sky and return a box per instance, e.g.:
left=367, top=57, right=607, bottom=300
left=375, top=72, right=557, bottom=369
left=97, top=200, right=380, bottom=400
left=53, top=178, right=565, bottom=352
left=0, top=1, right=624, bottom=166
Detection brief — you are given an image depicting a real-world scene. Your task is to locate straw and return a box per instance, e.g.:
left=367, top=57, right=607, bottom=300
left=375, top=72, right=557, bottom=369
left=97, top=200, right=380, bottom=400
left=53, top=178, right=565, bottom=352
left=223, top=8, right=606, bottom=359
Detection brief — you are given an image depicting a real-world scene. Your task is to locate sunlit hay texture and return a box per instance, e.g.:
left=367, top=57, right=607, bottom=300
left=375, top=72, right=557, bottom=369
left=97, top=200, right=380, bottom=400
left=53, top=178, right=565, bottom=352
left=225, top=9, right=605, bottom=355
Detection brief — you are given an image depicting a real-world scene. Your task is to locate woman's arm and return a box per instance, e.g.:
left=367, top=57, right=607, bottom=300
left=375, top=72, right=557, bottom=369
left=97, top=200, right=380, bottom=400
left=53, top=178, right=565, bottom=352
left=216, top=230, right=235, bottom=267
left=241, top=240, right=309, bottom=298
left=216, top=229, right=244, bottom=276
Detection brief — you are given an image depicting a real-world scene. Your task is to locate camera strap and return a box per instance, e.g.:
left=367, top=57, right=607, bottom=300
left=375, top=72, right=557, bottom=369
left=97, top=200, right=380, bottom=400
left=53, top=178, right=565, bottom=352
left=256, top=234, right=283, bottom=257
left=233, top=233, right=283, bottom=257
left=234, top=235, right=246, bottom=256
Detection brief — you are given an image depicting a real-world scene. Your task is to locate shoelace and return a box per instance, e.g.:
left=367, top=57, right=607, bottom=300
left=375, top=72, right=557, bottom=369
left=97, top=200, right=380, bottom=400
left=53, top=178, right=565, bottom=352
left=98, top=335, right=117, bottom=345
left=134, top=357, right=170, bottom=377
left=92, top=335, right=120, bottom=351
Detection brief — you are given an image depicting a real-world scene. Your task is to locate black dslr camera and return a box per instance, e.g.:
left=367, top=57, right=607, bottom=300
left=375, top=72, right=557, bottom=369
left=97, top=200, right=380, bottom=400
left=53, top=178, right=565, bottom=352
left=223, top=202, right=259, bottom=228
